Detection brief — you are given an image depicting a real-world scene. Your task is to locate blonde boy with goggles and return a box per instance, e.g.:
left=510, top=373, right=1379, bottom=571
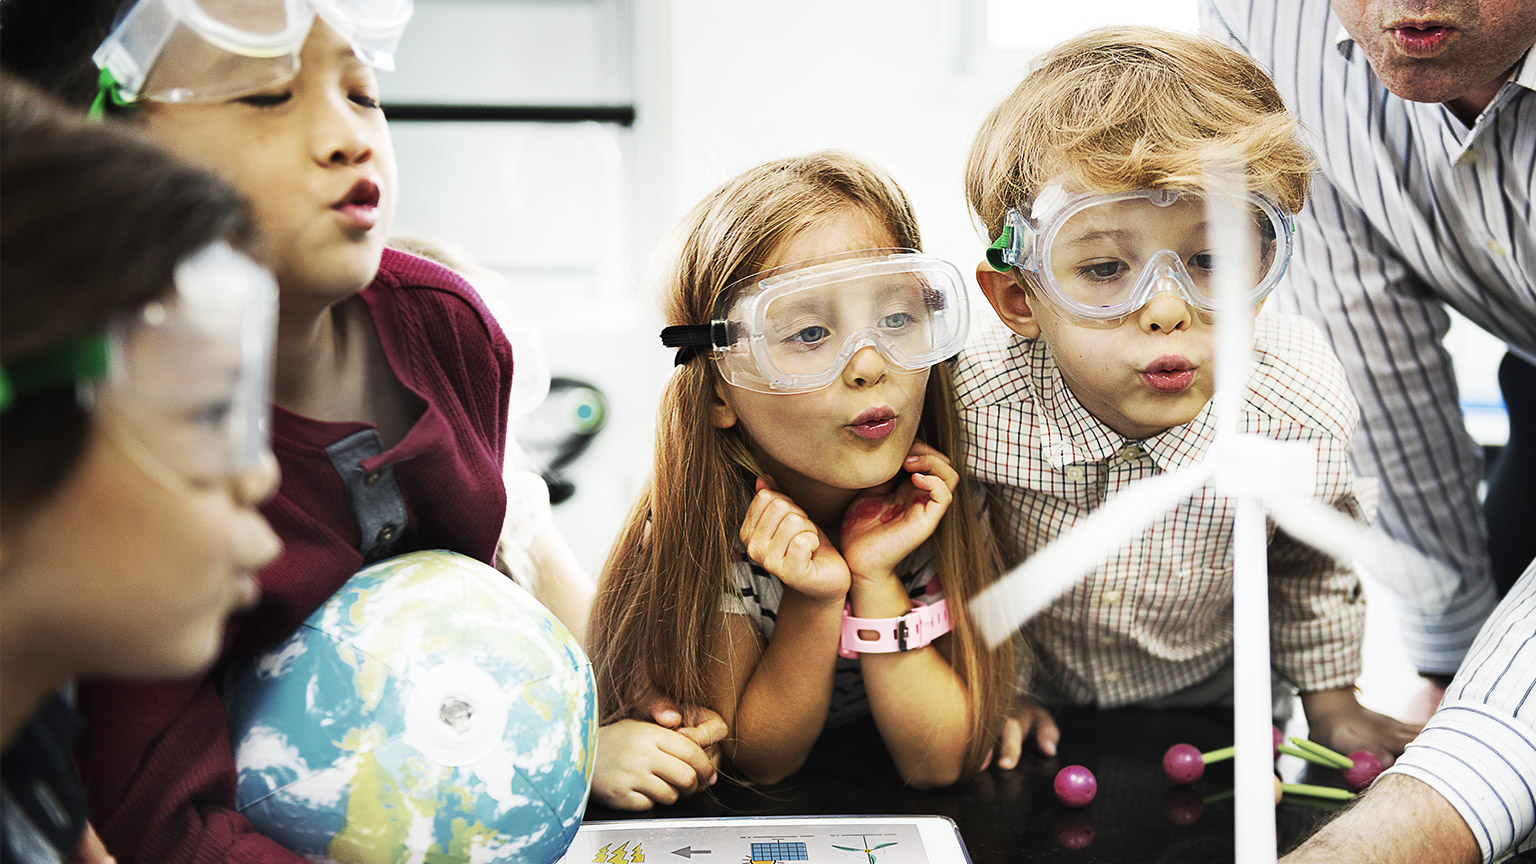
left=661, top=248, right=969, bottom=393
left=957, top=26, right=1421, bottom=774
left=91, top=0, right=412, bottom=113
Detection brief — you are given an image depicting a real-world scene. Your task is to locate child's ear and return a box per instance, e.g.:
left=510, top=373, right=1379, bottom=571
left=976, top=264, right=1042, bottom=339
left=710, top=379, right=738, bottom=429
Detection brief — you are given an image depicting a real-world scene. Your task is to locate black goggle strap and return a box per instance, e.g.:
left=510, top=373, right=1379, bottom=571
left=660, top=321, right=729, bottom=367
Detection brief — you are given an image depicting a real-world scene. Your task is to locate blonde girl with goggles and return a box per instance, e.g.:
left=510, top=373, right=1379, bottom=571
left=588, top=151, right=1016, bottom=807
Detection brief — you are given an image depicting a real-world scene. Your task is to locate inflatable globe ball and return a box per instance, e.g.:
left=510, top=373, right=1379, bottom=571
left=225, top=550, right=598, bottom=864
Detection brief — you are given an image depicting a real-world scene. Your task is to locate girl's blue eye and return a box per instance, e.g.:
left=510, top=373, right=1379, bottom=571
left=236, top=91, right=291, bottom=108
left=880, top=311, right=916, bottom=329
left=788, top=325, right=830, bottom=345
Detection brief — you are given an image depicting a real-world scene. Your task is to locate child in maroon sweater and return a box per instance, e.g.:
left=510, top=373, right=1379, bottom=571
left=1, top=3, right=513, bottom=861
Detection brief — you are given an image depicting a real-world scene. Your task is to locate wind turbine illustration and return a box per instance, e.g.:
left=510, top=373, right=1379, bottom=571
left=831, top=838, right=897, bottom=864
left=967, top=163, right=1453, bottom=863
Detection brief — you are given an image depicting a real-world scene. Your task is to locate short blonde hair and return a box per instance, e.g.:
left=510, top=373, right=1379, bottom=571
left=965, top=26, right=1312, bottom=240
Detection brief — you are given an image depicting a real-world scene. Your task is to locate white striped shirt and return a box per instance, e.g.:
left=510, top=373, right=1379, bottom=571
left=1203, top=0, right=1536, bottom=674
left=954, top=312, right=1370, bottom=706
left=1387, top=558, right=1536, bottom=863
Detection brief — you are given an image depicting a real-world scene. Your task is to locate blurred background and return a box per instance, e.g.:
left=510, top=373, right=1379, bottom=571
left=383, top=0, right=1510, bottom=715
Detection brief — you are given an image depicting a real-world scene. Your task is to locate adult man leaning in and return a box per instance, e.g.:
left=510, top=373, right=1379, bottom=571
left=1203, top=0, right=1535, bottom=682
left=1204, top=2, right=1536, bottom=861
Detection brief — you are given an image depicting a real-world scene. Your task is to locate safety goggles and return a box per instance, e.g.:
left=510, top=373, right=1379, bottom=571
left=87, top=242, right=279, bottom=488
left=92, top=0, right=413, bottom=108
left=985, top=186, right=1293, bottom=322
left=661, top=249, right=969, bottom=394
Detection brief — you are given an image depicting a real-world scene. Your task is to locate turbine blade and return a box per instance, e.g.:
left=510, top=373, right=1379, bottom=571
left=1267, top=496, right=1459, bottom=610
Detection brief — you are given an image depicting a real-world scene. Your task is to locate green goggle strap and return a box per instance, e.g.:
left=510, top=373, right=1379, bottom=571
left=985, top=225, right=1015, bottom=273
left=0, top=336, right=110, bottom=413
left=89, top=68, right=141, bottom=120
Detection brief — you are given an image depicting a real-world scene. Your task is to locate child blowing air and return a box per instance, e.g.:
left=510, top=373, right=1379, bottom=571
left=956, top=27, right=1421, bottom=768
left=0, top=2, right=515, bottom=861
left=587, top=151, right=1019, bottom=798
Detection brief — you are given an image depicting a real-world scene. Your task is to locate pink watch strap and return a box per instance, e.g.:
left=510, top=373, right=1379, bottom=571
left=838, top=598, right=952, bottom=658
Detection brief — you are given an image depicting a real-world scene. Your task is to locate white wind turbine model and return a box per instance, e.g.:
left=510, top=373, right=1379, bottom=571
left=968, top=164, right=1453, bottom=863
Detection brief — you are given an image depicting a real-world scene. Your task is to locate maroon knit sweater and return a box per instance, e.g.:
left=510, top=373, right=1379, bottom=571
left=74, top=249, right=514, bottom=864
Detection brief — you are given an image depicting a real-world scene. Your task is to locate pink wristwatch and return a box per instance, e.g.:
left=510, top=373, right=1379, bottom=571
left=838, top=598, right=952, bottom=658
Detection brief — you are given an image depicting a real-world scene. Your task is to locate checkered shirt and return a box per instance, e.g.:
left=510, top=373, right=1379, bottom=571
left=953, top=311, right=1372, bottom=707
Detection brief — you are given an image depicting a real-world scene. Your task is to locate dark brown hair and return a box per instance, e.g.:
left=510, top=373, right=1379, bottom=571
left=0, top=76, right=254, bottom=519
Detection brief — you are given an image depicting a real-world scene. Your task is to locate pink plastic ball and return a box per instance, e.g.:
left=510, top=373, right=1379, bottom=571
left=1054, top=764, right=1097, bottom=808
left=1163, top=743, right=1205, bottom=784
left=1273, top=726, right=1284, bottom=757
left=1342, top=750, right=1384, bottom=791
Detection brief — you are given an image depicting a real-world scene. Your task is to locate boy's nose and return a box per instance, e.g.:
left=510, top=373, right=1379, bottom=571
left=1138, top=287, right=1194, bottom=333
left=843, top=344, right=889, bottom=387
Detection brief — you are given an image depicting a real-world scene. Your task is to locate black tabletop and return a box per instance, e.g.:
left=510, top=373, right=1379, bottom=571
left=583, top=706, right=1349, bottom=863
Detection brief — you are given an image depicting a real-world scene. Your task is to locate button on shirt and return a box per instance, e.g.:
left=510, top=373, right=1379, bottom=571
left=1203, top=0, right=1536, bottom=675
left=953, top=312, right=1371, bottom=707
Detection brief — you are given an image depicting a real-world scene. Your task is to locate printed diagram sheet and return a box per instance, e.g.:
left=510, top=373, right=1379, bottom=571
left=556, top=816, right=968, bottom=864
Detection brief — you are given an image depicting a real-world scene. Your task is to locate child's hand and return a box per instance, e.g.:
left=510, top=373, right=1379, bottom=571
left=591, top=719, right=721, bottom=811
left=740, top=478, right=850, bottom=602
left=982, top=696, right=1061, bottom=770
left=1300, top=687, right=1423, bottom=768
left=633, top=691, right=729, bottom=751
left=840, top=441, right=958, bottom=583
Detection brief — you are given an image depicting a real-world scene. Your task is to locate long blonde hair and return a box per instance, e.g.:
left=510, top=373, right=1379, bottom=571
left=588, top=150, right=1015, bottom=775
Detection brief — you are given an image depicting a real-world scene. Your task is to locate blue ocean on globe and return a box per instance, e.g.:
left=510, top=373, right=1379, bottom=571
left=225, top=550, right=598, bottom=864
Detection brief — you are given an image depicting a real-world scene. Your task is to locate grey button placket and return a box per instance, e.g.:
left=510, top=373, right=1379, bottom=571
left=325, top=429, right=407, bottom=563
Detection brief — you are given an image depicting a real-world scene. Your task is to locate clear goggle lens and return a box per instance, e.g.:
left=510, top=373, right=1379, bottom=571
left=712, top=249, right=969, bottom=394
left=89, top=242, right=278, bottom=486
left=999, top=188, right=1292, bottom=321
left=94, top=0, right=412, bottom=103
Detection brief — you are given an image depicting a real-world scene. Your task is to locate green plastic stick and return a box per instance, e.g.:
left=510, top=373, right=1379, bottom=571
left=1288, top=736, right=1354, bottom=769
left=1276, top=743, right=1339, bottom=768
left=1201, top=745, right=1236, bottom=764
left=1280, top=782, right=1355, bottom=801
